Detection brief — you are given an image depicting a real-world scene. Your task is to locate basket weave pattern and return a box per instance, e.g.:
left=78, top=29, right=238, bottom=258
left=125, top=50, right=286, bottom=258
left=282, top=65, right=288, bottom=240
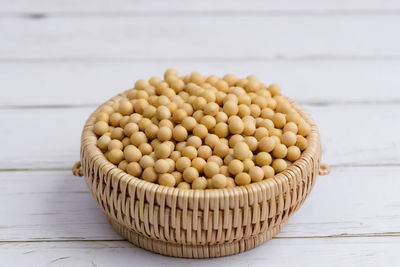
left=80, top=93, right=321, bottom=258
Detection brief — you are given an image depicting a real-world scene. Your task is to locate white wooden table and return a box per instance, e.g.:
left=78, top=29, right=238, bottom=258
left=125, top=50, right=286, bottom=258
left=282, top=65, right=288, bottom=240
left=1, top=1, right=399, bottom=266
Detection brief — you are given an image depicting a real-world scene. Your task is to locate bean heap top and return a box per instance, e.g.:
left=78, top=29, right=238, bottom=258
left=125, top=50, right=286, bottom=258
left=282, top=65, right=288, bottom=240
left=93, top=69, right=310, bottom=189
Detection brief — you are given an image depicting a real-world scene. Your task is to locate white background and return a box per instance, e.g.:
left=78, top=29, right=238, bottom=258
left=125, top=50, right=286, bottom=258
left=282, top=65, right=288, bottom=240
left=1, top=0, right=399, bottom=266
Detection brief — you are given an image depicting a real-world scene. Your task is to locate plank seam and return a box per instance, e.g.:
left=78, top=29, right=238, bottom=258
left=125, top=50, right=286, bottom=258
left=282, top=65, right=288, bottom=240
left=3, top=10, right=400, bottom=18
left=2, top=56, right=400, bottom=63
left=1, top=232, right=399, bottom=244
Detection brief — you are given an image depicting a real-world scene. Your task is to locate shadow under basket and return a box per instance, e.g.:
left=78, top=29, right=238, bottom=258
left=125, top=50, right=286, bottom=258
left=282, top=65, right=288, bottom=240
left=73, top=93, right=329, bottom=258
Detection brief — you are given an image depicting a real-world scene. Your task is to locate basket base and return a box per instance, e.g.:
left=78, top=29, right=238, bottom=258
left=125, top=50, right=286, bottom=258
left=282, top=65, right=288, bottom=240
left=108, top=216, right=288, bottom=258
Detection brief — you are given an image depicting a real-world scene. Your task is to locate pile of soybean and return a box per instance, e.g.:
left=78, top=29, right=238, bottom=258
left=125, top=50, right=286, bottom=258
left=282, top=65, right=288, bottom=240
left=93, top=70, right=310, bottom=189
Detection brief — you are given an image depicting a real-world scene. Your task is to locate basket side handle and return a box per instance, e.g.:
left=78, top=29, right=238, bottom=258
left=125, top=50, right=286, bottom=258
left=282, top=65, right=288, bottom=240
left=72, top=161, right=83, bottom=177
left=319, top=163, right=330, bottom=176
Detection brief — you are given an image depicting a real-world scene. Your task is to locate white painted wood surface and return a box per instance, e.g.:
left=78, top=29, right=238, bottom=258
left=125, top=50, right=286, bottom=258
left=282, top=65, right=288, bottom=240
left=2, top=16, right=400, bottom=60
left=2, top=60, right=400, bottom=106
left=2, top=104, right=399, bottom=169
left=1, top=237, right=398, bottom=267
left=0, top=0, right=398, bottom=266
left=2, top=0, right=400, bottom=13
left=1, top=166, right=399, bottom=241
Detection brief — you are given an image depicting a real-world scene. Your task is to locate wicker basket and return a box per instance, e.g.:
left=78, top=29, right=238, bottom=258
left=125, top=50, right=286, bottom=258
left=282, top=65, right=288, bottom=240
left=73, top=91, right=329, bottom=258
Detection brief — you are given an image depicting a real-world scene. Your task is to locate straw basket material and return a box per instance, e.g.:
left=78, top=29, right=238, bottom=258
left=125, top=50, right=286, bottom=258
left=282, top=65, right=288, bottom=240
left=73, top=91, right=329, bottom=258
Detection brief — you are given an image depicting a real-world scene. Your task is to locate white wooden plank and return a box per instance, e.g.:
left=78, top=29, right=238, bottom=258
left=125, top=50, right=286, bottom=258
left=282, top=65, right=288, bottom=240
left=1, top=107, right=90, bottom=169
left=1, top=0, right=399, bottom=13
left=0, top=171, right=120, bottom=241
left=314, top=103, right=400, bottom=167
left=1, top=16, right=400, bottom=60
left=0, top=237, right=398, bottom=267
left=1, top=104, right=399, bottom=169
left=2, top=60, right=400, bottom=106
left=280, top=166, right=400, bottom=237
left=1, top=166, right=399, bottom=241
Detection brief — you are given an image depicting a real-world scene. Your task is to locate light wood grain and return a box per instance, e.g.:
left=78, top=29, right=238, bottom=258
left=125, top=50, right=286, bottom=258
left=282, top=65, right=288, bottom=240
left=1, top=16, right=399, bottom=60
left=1, top=166, right=399, bottom=241
left=1, top=107, right=90, bottom=170
left=1, top=0, right=398, bottom=264
left=1, top=0, right=399, bottom=14
left=2, top=60, right=400, bottom=106
left=1, top=237, right=398, bottom=267
left=0, top=171, right=119, bottom=241
left=2, top=104, right=399, bottom=169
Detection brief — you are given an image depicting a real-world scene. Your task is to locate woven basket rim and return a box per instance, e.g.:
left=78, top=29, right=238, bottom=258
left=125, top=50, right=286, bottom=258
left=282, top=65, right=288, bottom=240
left=81, top=89, right=320, bottom=200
